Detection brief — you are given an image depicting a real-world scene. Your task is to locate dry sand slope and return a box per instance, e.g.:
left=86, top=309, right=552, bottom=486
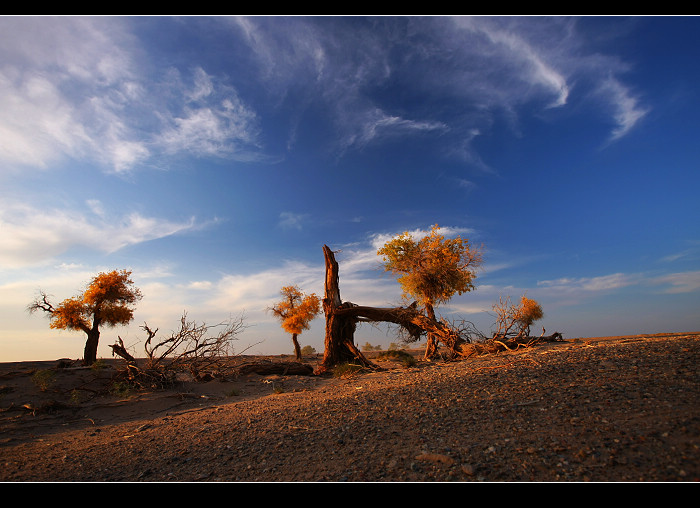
left=1, top=332, right=698, bottom=482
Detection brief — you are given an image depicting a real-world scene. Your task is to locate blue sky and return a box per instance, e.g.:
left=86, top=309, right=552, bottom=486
left=1, top=16, right=698, bottom=362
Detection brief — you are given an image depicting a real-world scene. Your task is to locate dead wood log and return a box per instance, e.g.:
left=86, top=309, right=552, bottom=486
left=110, top=336, right=137, bottom=363
left=316, top=245, right=473, bottom=372
left=334, top=304, right=470, bottom=360
left=316, top=246, right=378, bottom=374
left=458, top=331, right=564, bottom=357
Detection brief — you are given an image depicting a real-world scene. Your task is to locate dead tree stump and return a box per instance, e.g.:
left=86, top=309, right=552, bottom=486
left=315, top=245, right=472, bottom=373
left=315, top=246, right=377, bottom=375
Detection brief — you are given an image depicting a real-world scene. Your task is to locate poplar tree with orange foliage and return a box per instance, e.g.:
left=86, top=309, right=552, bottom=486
left=269, top=286, right=321, bottom=360
left=492, top=295, right=544, bottom=341
left=377, top=224, right=483, bottom=358
left=28, top=269, right=142, bottom=365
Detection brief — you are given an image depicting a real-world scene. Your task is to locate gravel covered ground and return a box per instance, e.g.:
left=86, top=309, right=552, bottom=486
left=1, top=333, right=699, bottom=482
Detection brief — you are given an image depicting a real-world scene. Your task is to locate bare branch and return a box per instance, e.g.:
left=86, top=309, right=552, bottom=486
left=113, top=311, right=250, bottom=385
left=27, top=291, right=55, bottom=315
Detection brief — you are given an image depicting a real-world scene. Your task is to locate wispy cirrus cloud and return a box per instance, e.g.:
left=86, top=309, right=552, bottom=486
left=230, top=16, right=649, bottom=168
left=538, top=269, right=700, bottom=295
left=0, top=200, right=199, bottom=268
left=0, top=17, right=651, bottom=176
left=0, top=17, right=150, bottom=173
left=537, top=272, right=639, bottom=292
left=155, top=67, right=262, bottom=161
left=278, top=212, right=310, bottom=230
left=0, top=18, right=264, bottom=174
left=453, top=16, right=571, bottom=109
left=339, top=108, right=449, bottom=152
left=599, top=76, right=650, bottom=141
left=649, top=271, right=700, bottom=294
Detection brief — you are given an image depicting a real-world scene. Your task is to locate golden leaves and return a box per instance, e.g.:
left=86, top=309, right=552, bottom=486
left=518, top=296, right=544, bottom=326
left=270, top=285, right=321, bottom=335
left=48, top=269, right=142, bottom=331
left=377, top=224, right=483, bottom=307
left=82, top=269, right=142, bottom=306
left=492, top=294, right=544, bottom=339
left=49, top=297, right=90, bottom=331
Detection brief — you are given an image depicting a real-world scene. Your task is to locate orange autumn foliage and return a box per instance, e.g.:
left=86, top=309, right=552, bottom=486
left=377, top=224, right=483, bottom=312
left=492, top=295, right=544, bottom=339
left=29, top=269, right=142, bottom=364
left=50, top=269, right=142, bottom=332
left=270, top=286, right=321, bottom=335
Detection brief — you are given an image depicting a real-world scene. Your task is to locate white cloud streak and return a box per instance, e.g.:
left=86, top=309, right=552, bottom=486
left=454, top=17, right=571, bottom=108
left=156, top=67, right=261, bottom=160
left=0, top=18, right=263, bottom=174
left=0, top=201, right=198, bottom=268
left=649, top=271, right=700, bottom=294
left=537, top=273, right=638, bottom=292
left=278, top=212, right=310, bottom=230
left=600, top=76, right=650, bottom=141
left=0, top=17, right=651, bottom=176
left=538, top=270, right=700, bottom=295
left=230, top=16, right=649, bottom=166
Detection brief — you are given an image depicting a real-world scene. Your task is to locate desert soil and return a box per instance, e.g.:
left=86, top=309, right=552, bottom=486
left=0, top=332, right=698, bottom=482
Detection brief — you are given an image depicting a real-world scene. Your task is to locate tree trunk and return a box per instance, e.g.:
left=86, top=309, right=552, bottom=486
left=316, top=245, right=475, bottom=373
left=315, top=246, right=377, bottom=375
left=292, top=333, right=302, bottom=361
left=336, top=304, right=466, bottom=357
left=423, top=303, right=440, bottom=360
left=83, top=327, right=100, bottom=366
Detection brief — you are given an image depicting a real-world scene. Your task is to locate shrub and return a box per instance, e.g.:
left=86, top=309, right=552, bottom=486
left=91, top=359, right=108, bottom=371
left=300, top=345, right=316, bottom=355
left=332, top=362, right=365, bottom=378
left=31, top=369, right=56, bottom=392
left=109, top=380, right=133, bottom=398
left=377, top=349, right=417, bottom=367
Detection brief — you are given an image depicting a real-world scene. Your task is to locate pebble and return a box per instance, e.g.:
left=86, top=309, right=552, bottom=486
left=2, top=335, right=699, bottom=482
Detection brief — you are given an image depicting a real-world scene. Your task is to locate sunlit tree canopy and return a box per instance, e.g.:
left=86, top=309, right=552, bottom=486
left=516, top=296, right=544, bottom=329
left=492, top=294, right=545, bottom=340
left=270, top=286, right=321, bottom=335
left=52, top=269, right=142, bottom=332
left=377, top=224, right=483, bottom=311
left=29, top=269, right=142, bottom=364
left=269, top=285, right=321, bottom=360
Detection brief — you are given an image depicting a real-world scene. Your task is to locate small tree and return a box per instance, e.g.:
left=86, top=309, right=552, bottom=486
left=300, top=345, right=316, bottom=355
left=377, top=224, right=483, bottom=358
left=492, top=295, right=544, bottom=341
left=28, top=269, right=142, bottom=365
left=269, top=286, right=321, bottom=360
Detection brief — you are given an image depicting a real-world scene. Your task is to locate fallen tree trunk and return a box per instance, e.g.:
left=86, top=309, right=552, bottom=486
left=458, top=331, right=564, bottom=357
left=316, top=246, right=472, bottom=373
left=335, top=304, right=468, bottom=358
left=316, top=245, right=564, bottom=372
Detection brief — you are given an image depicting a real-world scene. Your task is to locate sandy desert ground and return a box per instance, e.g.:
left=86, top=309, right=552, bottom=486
left=0, top=332, right=698, bottom=482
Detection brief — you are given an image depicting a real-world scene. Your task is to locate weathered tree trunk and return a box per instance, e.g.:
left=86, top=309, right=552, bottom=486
left=315, top=246, right=378, bottom=375
left=459, top=331, right=564, bottom=357
left=423, top=303, right=440, bottom=360
left=110, top=336, right=137, bottom=363
left=336, top=304, right=468, bottom=359
left=83, top=327, right=100, bottom=366
left=292, top=333, right=302, bottom=361
left=316, top=245, right=477, bottom=373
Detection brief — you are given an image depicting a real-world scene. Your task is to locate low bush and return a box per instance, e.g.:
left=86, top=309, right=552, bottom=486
left=377, top=349, right=417, bottom=367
